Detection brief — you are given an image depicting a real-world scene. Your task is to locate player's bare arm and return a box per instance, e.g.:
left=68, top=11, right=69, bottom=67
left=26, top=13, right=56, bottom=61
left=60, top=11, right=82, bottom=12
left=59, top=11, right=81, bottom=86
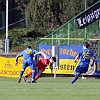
left=34, top=52, right=42, bottom=57
left=15, top=55, right=21, bottom=66
left=90, top=57, right=95, bottom=67
left=74, top=53, right=79, bottom=63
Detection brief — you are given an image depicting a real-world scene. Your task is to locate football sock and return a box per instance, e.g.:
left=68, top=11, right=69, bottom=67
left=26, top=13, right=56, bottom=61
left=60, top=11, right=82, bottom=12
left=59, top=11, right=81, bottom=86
left=34, top=74, right=39, bottom=81
left=19, top=71, right=24, bottom=78
left=32, top=71, right=35, bottom=80
left=71, top=72, right=81, bottom=84
left=25, top=71, right=32, bottom=78
left=71, top=76, right=79, bottom=84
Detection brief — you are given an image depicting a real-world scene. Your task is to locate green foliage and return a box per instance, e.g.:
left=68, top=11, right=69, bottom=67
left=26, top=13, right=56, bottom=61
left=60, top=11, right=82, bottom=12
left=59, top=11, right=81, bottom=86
left=25, top=0, right=98, bottom=37
left=0, top=0, right=98, bottom=52
left=8, top=28, right=37, bottom=52
left=25, top=0, right=71, bottom=35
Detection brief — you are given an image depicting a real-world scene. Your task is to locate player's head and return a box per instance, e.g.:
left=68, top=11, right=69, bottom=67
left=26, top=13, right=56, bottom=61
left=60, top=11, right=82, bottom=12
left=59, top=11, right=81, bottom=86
left=27, top=46, right=32, bottom=49
left=50, top=56, right=56, bottom=63
left=83, top=42, right=90, bottom=48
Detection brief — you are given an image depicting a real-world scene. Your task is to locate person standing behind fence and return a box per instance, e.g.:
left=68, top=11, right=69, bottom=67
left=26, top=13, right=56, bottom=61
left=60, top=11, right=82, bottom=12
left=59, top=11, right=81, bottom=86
left=15, top=46, right=37, bottom=83
left=71, top=42, right=95, bottom=84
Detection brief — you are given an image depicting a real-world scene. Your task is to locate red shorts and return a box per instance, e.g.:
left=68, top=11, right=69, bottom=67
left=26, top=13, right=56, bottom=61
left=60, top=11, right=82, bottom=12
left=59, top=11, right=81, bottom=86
left=36, top=62, right=46, bottom=72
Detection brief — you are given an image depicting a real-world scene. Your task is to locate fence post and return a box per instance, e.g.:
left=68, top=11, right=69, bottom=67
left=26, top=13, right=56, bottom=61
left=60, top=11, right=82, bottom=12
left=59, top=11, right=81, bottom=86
left=52, top=46, right=59, bottom=79
left=52, top=34, right=54, bottom=45
left=68, top=22, right=70, bottom=45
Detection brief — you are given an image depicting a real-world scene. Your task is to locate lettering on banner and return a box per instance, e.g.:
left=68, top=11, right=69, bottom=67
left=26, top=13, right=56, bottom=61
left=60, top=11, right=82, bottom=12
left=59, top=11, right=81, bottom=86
left=76, top=2, right=100, bottom=29
left=0, top=69, right=30, bottom=76
left=41, top=48, right=51, bottom=55
left=58, top=64, right=75, bottom=70
left=60, top=48, right=77, bottom=57
left=41, top=48, right=77, bottom=57
left=4, top=60, right=13, bottom=68
left=97, top=63, right=100, bottom=70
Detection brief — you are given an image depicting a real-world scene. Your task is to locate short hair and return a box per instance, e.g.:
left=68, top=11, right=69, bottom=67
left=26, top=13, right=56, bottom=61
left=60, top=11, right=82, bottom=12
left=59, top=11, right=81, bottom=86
left=27, top=46, right=32, bottom=49
left=51, top=56, right=56, bottom=62
left=83, top=42, right=90, bottom=48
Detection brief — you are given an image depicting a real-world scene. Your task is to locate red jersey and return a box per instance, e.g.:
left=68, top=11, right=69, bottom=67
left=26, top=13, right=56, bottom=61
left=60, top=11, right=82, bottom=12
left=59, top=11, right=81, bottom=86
left=36, top=53, right=51, bottom=71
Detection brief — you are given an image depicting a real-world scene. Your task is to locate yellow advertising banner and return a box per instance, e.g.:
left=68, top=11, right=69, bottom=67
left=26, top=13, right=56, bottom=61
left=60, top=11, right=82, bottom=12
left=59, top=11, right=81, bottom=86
left=43, top=59, right=79, bottom=74
left=43, top=59, right=96, bottom=75
left=0, top=57, right=96, bottom=77
left=0, top=56, right=31, bottom=78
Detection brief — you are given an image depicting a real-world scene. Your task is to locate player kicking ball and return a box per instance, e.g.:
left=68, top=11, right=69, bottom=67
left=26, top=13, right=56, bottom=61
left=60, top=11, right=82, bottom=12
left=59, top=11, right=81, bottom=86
left=24, top=52, right=56, bottom=83
left=15, top=46, right=37, bottom=83
left=71, top=42, right=95, bottom=84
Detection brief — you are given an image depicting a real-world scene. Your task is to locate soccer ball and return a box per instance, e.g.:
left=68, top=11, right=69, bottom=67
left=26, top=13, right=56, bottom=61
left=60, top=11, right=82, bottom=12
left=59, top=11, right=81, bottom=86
left=26, top=78, right=31, bottom=83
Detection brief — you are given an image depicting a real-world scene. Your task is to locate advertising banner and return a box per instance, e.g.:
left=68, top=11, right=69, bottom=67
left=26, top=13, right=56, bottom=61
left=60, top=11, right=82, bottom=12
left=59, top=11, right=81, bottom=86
left=0, top=56, right=98, bottom=77
left=0, top=44, right=100, bottom=77
left=43, top=59, right=79, bottom=74
left=39, top=44, right=100, bottom=76
left=76, top=2, right=100, bottom=29
left=43, top=59, right=97, bottom=75
left=0, top=56, right=31, bottom=77
left=39, top=44, right=82, bottom=59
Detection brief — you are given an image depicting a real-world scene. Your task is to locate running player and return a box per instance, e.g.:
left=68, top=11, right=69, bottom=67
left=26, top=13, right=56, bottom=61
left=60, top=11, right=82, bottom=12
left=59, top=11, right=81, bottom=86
left=24, top=52, right=56, bottom=83
left=71, top=42, right=95, bottom=84
left=15, top=46, right=37, bottom=83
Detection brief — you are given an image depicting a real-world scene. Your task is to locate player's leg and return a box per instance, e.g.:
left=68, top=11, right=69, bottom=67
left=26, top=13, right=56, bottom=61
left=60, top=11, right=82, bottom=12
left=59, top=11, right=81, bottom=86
left=24, top=68, right=38, bottom=82
left=25, top=71, right=32, bottom=78
left=71, top=64, right=82, bottom=84
left=17, top=61, right=27, bottom=83
left=34, top=66, right=45, bottom=82
left=71, top=72, right=81, bottom=84
left=24, top=71, right=32, bottom=81
left=18, top=68, right=25, bottom=83
left=31, top=69, right=36, bottom=83
left=29, top=61, right=37, bottom=83
left=34, top=69, right=42, bottom=82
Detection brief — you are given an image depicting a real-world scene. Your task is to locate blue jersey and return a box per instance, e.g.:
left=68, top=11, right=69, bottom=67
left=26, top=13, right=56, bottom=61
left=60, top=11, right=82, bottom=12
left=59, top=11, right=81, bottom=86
left=17, top=48, right=37, bottom=61
left=78, top=48, right=94, bottom=64
left=74, top=48, right=94, bottom=73
left=17, top=48, right=37, bottom=70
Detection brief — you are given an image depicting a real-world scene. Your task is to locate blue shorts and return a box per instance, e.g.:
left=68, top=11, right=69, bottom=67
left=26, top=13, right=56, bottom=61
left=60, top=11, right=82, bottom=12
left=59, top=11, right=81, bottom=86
left=22, top=60, right=36, bottom=70
left=75, top=62, right=89, bottom=74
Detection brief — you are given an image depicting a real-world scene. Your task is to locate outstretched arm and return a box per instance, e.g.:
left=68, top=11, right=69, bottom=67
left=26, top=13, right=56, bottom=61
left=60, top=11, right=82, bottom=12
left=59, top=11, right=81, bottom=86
left=15, top=55, right=22, bottom=66
left=74, top=53, right=79, bottom=62
left=34, top=52, right=42, bottom=57
left=15, top=56, right=20, bottom=66
left=34, top=52, right=49, bottom=59
left=90, top=57, right=95, bottom=67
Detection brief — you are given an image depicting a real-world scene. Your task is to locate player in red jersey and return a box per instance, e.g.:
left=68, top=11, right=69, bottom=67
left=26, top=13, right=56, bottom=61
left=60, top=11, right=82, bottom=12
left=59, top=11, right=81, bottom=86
left=24, top=52, right=56, bottom=83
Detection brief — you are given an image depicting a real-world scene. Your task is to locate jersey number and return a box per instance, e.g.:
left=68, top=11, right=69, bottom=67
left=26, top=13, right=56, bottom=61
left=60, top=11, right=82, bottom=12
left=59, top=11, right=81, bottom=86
left=83, top=52, right=90, bottom=58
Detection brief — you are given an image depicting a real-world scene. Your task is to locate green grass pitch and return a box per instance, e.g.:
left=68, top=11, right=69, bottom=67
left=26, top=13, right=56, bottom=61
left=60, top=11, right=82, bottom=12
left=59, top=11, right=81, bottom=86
left=0, top=77, right=100, bottom=100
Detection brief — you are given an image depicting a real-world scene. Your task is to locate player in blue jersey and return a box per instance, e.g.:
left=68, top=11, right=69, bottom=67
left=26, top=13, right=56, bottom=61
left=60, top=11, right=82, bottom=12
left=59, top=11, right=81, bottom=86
left=71, top=42, right=95, bottom=84
left=15, top=46, right=37, bottom=83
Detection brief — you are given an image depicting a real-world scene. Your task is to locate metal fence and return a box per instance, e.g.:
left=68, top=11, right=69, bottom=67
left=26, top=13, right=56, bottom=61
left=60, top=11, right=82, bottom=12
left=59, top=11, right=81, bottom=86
left=0, top=7, right=25, bottom=31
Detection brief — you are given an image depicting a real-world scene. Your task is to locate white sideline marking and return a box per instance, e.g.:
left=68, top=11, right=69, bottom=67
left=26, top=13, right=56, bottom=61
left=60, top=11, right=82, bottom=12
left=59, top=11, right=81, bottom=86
left=0, top=88, right=77, bottom=91
left=0, top=88, right=99, bottom=92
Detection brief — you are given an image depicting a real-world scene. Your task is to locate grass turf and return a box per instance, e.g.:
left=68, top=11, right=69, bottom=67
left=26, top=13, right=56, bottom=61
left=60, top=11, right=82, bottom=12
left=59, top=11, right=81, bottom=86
left=0, top=77, right=100, bottom=100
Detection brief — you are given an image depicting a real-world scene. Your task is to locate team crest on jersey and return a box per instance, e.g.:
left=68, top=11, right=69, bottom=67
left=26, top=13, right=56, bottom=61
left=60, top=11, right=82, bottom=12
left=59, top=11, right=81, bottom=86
left=25, top=49, right=32, bottom=54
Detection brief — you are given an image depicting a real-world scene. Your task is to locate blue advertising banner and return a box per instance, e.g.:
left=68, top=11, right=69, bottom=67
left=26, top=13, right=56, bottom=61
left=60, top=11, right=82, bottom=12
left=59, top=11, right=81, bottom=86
left=39, top=44, right=82, bottom=59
